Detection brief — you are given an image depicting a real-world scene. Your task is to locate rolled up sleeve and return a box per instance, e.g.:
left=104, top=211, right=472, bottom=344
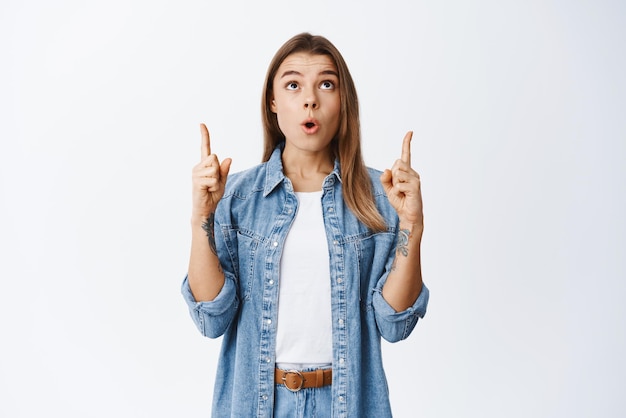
left=181, top=273, right=239, bottom=338
left=372, top=283, right=429, bottom=343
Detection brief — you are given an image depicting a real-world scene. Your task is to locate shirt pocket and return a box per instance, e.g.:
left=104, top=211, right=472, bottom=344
left=235, top=229, right=263, bottom=301
left=354, top=231, right=395, bottom=309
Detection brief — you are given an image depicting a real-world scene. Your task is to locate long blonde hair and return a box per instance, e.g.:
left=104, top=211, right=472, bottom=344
left=261, top=33, right=387, bottom=232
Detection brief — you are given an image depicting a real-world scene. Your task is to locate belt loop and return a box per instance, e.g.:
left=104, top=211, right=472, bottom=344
left=316, top=368, right=323, bottom=386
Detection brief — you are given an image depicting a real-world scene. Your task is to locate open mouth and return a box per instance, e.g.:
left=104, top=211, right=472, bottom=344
left=302, top=119, right=320, bottom=134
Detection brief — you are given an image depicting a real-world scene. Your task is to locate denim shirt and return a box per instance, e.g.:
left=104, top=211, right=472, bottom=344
left=182, top=145, right=429, bottom=417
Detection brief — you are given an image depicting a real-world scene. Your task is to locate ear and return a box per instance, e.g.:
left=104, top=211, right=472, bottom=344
left=270, top=98, right=277, bottom=113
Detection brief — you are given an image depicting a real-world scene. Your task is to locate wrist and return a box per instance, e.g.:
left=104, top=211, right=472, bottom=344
left=191, top=213, right=212, bottom=228
left=398, top=221, right=423, bottom=241
left=398, top=219, right=423, bottom=231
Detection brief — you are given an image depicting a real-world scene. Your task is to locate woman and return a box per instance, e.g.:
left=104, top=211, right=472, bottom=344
left=182, top=33, right=429, bottom=417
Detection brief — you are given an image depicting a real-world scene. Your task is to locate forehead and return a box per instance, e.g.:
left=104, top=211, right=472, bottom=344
left=276, top=52, right=338, bottom=76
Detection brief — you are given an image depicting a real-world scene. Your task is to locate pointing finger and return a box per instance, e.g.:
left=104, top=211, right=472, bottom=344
left=200, top=123, right=211, bottom=160
left=401, top=131, right=413, bottom=166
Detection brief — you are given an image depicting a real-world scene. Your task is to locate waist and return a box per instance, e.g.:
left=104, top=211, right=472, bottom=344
left=274, top=367, right=332, bottom=392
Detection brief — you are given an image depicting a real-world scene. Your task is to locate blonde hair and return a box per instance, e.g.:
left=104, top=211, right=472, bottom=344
left=261, top=33, right=387, bottom=232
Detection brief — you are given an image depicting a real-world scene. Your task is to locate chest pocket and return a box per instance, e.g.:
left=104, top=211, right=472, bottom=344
left=355, top=231, right=395, bottom=308
left=234, top=230, right=263, bottom=301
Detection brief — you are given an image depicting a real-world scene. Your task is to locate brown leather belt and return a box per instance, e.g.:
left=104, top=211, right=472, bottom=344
left=274, top=368, right=332, bottom=392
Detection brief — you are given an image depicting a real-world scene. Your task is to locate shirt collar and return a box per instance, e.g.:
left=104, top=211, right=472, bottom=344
left=263, top=143, right=343, bottom=197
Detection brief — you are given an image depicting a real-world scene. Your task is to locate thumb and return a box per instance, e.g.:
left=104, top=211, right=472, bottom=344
left=220, top=158, right=232, bottom=181
left=380, top=169, right=393, bottom=193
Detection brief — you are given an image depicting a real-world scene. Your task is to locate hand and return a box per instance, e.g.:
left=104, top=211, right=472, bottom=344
left=380, top=131, right=423, bottom=228
left=191, top=124, right=232, bottom=222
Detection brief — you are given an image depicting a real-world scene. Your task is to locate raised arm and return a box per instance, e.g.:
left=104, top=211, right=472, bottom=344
left=187, top=123, right=232, bottom=301
left=380, top=131, right=424, bottom=312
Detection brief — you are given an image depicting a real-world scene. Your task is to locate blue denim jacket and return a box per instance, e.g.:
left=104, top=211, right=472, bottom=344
left=182, top=145, right=429, bottom=417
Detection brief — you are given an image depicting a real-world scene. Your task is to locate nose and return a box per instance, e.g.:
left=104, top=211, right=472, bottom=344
left=304, top=93, right=318, bottom=109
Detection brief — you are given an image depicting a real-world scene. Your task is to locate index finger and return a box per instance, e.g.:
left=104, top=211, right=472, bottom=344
left=401, top=131, right=413, bottom=165
left=200, top=123, right=211, bottom=159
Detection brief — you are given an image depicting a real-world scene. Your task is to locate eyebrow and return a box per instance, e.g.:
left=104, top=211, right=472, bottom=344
left=280, top=70, right=339, bottom=79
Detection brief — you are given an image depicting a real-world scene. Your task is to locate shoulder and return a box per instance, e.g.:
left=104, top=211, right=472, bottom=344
left=223, top=162, right=268, bottom=198
left=365, top=166, right=397, bottom=220
left=366, top=167, right=386, bottom=197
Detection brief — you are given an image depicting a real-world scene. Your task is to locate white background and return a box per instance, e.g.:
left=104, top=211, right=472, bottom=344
left=1, top=1, right=625, bottom=417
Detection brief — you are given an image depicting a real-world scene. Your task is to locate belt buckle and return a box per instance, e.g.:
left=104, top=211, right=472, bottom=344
left=282, top=369, right=305, bottom=392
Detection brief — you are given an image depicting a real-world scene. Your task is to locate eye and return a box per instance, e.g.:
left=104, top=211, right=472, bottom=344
left=320, top=80, right=335, bottom=90
left=286, top=81, right=299, bottom=90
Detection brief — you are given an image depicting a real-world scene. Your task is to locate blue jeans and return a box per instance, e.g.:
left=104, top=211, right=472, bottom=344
left=274, top=384, right=332, bottom=418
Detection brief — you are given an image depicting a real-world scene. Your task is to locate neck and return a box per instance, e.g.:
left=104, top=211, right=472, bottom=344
left=281, top=147, right=333, bottom=192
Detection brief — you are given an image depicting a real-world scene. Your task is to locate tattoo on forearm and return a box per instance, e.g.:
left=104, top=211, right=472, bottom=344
left=397, top=229, right=410, bottom=256
left=391, top=228, right=410, bottom=271
left=202, top=213, right=218, bottom=256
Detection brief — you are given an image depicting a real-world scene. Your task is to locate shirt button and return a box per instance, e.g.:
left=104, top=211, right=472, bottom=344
left=266, top=357, right=271, bottom=363
left=263, top=395, right=268, bottom=400
left=338, top=319, right=344, bottom=325
left=337, top=278, right=343, bottom=284
left=339, top=395, right=345, bottom=402
left=266, top=319, right=272, bottom=324
left=269, top=279, right=274, bottom=285
left=328, top=207, right=334, bottom=212
left=273, top=241, right=278, bottom=247
left=339, top=357, right=345, bottom=364
left=333, top=240, right=338, bottom=245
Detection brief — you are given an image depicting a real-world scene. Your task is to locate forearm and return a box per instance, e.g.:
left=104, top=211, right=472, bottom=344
left=187, top=214, right=225, bottom=302
left=381, top=222, right=424, bottom=312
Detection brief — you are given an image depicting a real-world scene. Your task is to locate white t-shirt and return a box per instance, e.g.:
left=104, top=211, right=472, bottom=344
left=275, top=191, right=333, bottom=370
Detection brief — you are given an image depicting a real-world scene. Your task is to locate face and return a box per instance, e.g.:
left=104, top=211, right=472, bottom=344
left=270, top=52, right=341, bottom=156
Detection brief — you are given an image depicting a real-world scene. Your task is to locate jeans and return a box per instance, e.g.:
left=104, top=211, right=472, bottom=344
left=274, top=384, right=332, bottom=418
